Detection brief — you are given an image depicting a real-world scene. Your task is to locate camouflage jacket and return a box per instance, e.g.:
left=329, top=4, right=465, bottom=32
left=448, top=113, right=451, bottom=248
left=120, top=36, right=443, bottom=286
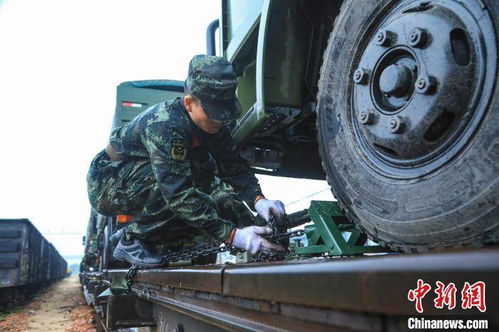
left=109, top=97, right=263, bottom=241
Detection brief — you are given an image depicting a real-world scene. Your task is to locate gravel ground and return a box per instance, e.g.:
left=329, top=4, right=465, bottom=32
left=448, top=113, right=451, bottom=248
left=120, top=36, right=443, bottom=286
left=0, top=276, right=96, bottom=332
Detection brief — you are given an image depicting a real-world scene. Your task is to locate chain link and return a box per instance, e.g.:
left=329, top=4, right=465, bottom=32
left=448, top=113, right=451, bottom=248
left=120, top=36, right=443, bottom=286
left=123, top=210, right=312, bottom=288
left=125, top=228, right=304, bottom=267
left=250, top=229, right=305, bottom=262
left=125, top=265, right=139, bottom=294
left=166, top=229, right=306, bottom=263
left=124, top=229, right=305, bottom=292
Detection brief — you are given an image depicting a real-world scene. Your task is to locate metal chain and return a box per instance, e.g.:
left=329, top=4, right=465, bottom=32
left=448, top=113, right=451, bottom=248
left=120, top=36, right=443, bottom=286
left=164, top=241, right=231, bottom=262
left=163, top=229, right=305, bottom=264
left=123, top=229, right=305, bottom=292
left=122, top=210, right=309, bottom=293
left=124, top=210, right=310, bottom=270
left=125, top=265, right=139, bottom=294
left=250, top=229, right=305, bottom=262
left=274, top=229, right=305, bottom=241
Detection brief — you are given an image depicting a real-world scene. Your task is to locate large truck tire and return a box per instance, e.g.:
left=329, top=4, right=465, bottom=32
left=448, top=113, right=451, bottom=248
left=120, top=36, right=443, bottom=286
left=316, top=0, right=499, bottom=251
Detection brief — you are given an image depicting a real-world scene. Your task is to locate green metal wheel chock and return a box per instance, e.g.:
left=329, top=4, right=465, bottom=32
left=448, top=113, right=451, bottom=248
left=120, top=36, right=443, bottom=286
left=294, top=201, right=386, bottom=257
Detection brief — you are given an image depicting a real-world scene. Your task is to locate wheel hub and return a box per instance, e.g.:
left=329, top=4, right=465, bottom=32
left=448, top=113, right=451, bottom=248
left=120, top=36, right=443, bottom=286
left=371, top=48, right=418, bottom=113
left=350, top=0, right=496, bottom=177
left=379, top=64, right=412, bottom=97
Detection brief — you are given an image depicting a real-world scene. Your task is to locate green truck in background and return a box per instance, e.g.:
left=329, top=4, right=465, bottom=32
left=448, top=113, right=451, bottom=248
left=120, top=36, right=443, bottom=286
left=82, top=0, right=498, bottom=274
left=81, top=81, right=185, bottom=273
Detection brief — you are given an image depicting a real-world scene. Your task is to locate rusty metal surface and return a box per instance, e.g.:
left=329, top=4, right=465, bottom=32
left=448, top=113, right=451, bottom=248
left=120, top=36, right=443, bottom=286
left=0, top=219, right=67, bottom=287
left=133, top=286, right=357, bottom=332
left=102, top=248, right=499, bottom=318
left=222, top=248, right=499, bottom=316
left=106, top=294, right=155, bottom=329
left=0, top=220, right=28, bottom=288
left=106, top=265, right=224, bottom=293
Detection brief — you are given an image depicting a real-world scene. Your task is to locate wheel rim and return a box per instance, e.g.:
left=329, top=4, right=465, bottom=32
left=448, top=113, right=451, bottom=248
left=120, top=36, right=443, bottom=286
left=350, top=0, right=497, bottom=178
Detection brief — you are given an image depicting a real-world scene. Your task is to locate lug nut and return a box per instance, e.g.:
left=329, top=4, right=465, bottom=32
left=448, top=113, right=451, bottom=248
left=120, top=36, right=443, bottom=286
left=375, top=30, right=394, bottom=47
left=408, top=28, right=427, bottom=48
left=359, top=110, right=375, bottom=125
left=354, top=68, right=368, bottom=85
left=415, top=75, right=436, bottom=94
left=389, top=116, right=404, bottom=134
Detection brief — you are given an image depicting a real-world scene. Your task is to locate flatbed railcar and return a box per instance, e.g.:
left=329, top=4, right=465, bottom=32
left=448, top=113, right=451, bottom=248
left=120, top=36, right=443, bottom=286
left=0, top=218, right=67, bottom=309
left=81, top=0, right=499, bottom=328
left=81, top=203, right=499, bottom=331
left=80, top=73, right=499, bottom=332
left=83, top=246, right=499, bottom=332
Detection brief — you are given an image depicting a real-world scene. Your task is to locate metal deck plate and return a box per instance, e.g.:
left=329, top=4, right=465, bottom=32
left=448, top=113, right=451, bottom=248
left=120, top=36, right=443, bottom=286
left=222, top=248, right=499, bottom=316
left=105, top=248, right=499, bottom=317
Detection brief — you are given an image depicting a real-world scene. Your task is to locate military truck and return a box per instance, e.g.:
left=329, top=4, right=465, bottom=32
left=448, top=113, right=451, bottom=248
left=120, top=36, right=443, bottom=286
left=204, top=0, right=498, bottom=252
left=83, top=0, right=498, bottom=258
left=79, top=2, right=499, bottom=330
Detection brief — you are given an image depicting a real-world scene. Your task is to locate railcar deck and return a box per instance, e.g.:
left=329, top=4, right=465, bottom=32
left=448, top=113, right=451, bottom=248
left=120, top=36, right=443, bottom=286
left=83, top=247, right=499, bottom=331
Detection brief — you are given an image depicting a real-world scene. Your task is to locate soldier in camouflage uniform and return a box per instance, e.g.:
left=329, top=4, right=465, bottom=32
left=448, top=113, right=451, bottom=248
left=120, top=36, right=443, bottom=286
left=87, top=55, right=286, bottom=267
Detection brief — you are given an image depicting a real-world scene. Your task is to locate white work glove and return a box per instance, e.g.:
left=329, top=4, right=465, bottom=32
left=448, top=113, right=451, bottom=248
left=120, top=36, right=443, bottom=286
left=255, top=199, right=286, bottom=224
left=231, top=226, right=285, bottom=255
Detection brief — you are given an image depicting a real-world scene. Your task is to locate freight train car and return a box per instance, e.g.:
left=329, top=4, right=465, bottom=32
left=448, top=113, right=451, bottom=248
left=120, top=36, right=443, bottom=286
left=0, top=218, right=67, bottom=309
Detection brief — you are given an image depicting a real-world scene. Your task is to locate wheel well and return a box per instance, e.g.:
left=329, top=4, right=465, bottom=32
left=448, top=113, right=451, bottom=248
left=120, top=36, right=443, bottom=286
left=261, top=0, right=342, bottom=108
left=241, top=0, right=343, bottom=179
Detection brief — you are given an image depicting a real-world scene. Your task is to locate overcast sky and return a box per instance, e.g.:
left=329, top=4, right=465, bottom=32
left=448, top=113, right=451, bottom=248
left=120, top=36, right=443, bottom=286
left=0, top=0, right=333, bottom=257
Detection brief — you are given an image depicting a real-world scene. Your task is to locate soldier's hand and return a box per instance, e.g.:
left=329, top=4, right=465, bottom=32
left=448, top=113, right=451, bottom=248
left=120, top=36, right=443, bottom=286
left=255, top=199, right=286, bottom=224
left=231, top=226, right=285, bottom=255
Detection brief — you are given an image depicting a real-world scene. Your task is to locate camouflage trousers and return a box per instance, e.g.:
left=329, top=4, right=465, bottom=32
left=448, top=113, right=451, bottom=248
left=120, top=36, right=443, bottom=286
left=87, top=150, right=255, bottom=249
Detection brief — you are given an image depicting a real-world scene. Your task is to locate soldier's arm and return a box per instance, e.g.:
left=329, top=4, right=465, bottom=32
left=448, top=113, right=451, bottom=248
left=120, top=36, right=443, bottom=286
left=142, top=123, right=235, bottom=242
left=208, top=126, right=264, bottom=210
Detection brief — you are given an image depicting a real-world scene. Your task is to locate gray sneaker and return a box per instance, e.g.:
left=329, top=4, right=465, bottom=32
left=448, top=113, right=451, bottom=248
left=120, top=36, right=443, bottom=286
left=113, top=239, right=167, bottom=268
left=109, top=228, right=124, bottom=247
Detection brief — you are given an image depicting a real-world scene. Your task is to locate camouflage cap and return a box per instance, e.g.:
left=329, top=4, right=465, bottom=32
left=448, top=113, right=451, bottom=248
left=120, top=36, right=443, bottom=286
left=185, top=55, right=242, bottom=122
